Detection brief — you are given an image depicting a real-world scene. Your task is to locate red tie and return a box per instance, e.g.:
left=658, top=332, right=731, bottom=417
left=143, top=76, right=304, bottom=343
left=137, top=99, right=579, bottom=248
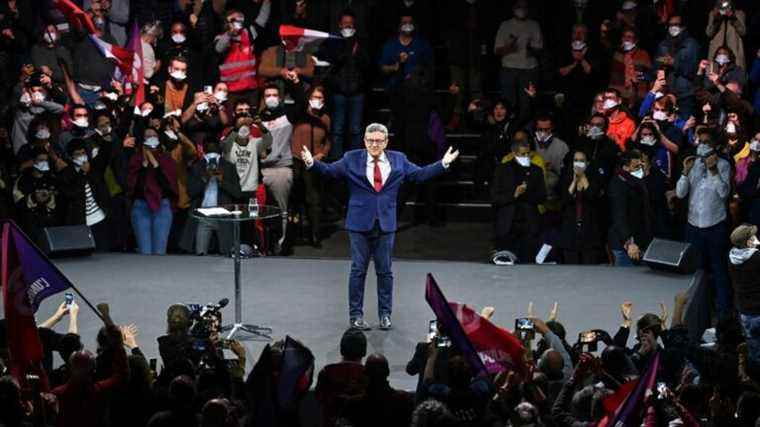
left=373, top=157, right=383, bottom=192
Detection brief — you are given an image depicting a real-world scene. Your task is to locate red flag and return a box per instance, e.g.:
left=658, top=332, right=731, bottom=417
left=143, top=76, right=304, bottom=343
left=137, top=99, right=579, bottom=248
left=88, top=33, right=134, bottom=76
left=279, top=25, right=338, bottom=52
left=450, top=302, right=528, bottom=376
left=1, top=222, right=44, bottom=386
left=53, top=0, right=97, bottom=34
left=123, top=22, right=145, bottom=110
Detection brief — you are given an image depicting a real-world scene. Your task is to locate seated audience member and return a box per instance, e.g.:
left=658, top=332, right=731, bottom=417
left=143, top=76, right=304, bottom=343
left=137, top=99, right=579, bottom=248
left=492, top=136, right=547, bottom=263
left=316, top=328, right=369, bottom=427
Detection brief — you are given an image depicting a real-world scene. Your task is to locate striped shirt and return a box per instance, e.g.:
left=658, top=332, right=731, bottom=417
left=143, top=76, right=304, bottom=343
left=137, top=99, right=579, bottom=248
left=84, top=182, right=106, bottom=226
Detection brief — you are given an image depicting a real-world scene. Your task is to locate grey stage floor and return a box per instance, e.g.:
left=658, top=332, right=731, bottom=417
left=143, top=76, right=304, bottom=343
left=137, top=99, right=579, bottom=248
left=3, top=254, right=693, bottom=391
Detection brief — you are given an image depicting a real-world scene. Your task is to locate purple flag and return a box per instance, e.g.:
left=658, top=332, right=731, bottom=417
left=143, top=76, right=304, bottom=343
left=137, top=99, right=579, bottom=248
left=425, top=273, right=487, bottom=377
left=3, top=220, right=72, bottom=314
left=608, top=351, right=661, bottom=426
left=277, top=336, right=315, bottom=408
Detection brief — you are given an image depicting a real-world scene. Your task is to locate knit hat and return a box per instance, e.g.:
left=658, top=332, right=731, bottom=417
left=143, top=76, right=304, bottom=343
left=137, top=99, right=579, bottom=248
left=731, top=224, right=757, bottom=248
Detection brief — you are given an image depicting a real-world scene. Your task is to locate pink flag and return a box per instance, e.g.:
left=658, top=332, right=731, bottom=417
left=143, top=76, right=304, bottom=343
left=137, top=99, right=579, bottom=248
left=279, top=25, right=338, bottom=52
left=124, top=22, right=145, bottom=109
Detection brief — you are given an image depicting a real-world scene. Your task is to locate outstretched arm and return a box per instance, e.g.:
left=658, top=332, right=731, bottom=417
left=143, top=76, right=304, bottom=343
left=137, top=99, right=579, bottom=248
left=404, top=147, right=459, bottom=183
left=303, top=146, right=347, bottom=180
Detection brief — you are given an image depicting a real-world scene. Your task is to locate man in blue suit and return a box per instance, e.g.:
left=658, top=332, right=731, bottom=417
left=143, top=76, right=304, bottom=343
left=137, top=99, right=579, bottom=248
left=302, top=123, right=459, bottom=330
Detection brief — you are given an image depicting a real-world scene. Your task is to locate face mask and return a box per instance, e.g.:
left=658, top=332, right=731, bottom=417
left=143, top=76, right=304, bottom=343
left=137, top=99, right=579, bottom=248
left=170, top=70, right=186, bottom=81
left=43, top=32, right=57, bottom=44
left=640, top=135, right=656, bottom=146
left=573, top=161, right=587, bottom=171
left=571, top=40, right=586, bottom=51
left=196, top=102, right=209, bottom=113
left=96, top=125, right=111, bottom=136
left=31, top=91, right=46, bottom=103
left=205, top=153, right=220, bottom=162
left=309, top=99, right=324, bottom=110
left=630, top=167, right=644, bottom=179
left=93, top=102, right=107, bottom=111
left=144, top=136, right=160, bottom=149
left=141, top=107, right=153, bottom=117
left=751, top=236, right=760, bottom=248
left=603, top=99, right=618, bottom=111
left=20, top=92, right=31, bottom=106
left=164, top=129, right=178, bottom=140
left=715, top=54, right=730, bottom=65
left=514, top=8, right=527, bottom=19
left=622, top=41, right=636, bottom=52
left=697, top=143, right=714, bottom=157
left=34, top=161, right=50, bottom=172
left=536, top=131, right=552, bottom=143
left=726, top=122, right=737, bottom=134
left=73, top=118, right=89, bottom=128
left=35, top=128, right=51, bottom=140
left=265, top=96, right=280, bottom=109
left=104, top=92, right=118, bottom=101
left=587, top=126, right=604, bottom=139
left=91, top=147, right=99, bottom=158
left=232, top=21, right=244, bottom=31
left=654, top=91, right=664, bottom=99
left=621, top=1, right=637, bottom=10
left=171, top=33, right=186, bottom=44
left=214, top=91, right=228, bottom=103
left=94, top=17, right=105, bottom=28
left=238, top=125, right=251, bottom=139
left=73, top=154, right=88, bottom=167
left=516, top=155, right=531, bottom=167
left=400, top=23, right=415, bottom=34
left=652, top=110, right=668, bottom=121
left=668, top=25, right=682, bottom=37
left=341, top=28, right=356, bottom=38
left=751, top=140, right=760, bottom=152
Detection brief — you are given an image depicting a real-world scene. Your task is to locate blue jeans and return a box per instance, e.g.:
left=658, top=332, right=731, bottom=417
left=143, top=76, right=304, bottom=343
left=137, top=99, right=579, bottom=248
left=330, top=93, right=364, bottom=159
left=78, top=88, right=102, bottom=107
left=347, top=222, right=395, bottom=320
left=741, top=313, right=760, bottom=372
left=612, top=249, right=635, bottom=267
left=131, top=199, right=173, bottom=255
left=685, top=221, right=731, bottom=315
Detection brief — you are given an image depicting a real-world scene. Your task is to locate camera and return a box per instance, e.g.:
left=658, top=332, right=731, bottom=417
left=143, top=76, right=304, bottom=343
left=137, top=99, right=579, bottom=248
left=515, top=318, right=535, bottom=341
left=65, top=292, right=74, bottom=306
left=428, top=319, right=451, bottom=348
left=579, top=330, right=599, bottom=352
left=185, top=298, right=229, bottom=368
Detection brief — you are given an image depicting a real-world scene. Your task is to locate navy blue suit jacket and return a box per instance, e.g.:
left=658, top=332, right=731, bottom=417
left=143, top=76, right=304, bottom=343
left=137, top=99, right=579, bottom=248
left=311, top=149, right=446, bottom=232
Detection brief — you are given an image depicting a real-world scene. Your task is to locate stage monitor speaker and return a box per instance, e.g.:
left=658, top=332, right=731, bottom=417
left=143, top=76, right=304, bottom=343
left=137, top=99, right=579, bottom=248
left=41, top=225, right=95, bottom=257
left=642, top=238, right=697, bottom=274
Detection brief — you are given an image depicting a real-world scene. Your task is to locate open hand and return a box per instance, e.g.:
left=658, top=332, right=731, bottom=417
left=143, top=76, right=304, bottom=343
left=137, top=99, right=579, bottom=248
left=120, top=324, right=139, bottom=349
left=621, top=301, right=633, bottom=326
left=442, top=146, right=459, bottom=167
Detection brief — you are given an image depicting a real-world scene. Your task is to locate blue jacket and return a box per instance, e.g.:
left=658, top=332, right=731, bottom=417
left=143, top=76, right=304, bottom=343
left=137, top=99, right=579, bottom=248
left=312, top=149, right=446, bottom=232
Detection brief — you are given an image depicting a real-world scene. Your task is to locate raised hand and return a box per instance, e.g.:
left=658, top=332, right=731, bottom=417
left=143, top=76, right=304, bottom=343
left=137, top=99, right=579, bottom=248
left=548, top=302, right=559, bottom=322
left=621, top=301, right=633, bottom=327
left=442, top=146, right=460, bottom=167
left=120, top=324, right=139, bottom=349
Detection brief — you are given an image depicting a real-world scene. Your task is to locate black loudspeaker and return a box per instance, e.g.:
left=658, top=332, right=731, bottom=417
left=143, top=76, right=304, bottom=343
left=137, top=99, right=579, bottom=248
left=642, top=238, right=698, bottom=274
left=41, top=225, right=95, bottom=256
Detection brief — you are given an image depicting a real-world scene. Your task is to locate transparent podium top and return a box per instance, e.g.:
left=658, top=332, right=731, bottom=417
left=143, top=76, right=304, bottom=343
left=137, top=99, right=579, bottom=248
left=192, top=204, right=281, bottom=222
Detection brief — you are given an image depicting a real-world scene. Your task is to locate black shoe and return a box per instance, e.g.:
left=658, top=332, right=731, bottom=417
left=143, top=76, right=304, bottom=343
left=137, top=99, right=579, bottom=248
left=379, top=315, right=392, bottom=330
left=350, top=318, right=371, bottom=331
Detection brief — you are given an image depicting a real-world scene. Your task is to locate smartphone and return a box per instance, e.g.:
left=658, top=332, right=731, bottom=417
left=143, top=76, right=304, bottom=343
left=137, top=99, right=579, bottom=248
left=657, top=382, right=668, bottom=399
left=149, top=358, right=157, bottom=373
left=515, top=318, right=535, bottom=340
left=65, top=292, right=74, bottom=306
left=428, top=320, right=438, bottom=343
left=204, top=85, right=213, bottom=95
left=579, top=330, right=599, bottom=352
left=436, top=334, right=451, bottom=348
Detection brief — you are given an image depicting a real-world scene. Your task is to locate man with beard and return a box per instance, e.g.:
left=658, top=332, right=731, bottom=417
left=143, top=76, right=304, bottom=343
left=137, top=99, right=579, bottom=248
left=161, top=57, right=198, bottom=114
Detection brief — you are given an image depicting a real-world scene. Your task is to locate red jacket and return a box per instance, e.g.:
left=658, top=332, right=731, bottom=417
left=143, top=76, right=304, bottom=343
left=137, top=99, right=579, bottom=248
left=607, top=111, right=636, bottom=151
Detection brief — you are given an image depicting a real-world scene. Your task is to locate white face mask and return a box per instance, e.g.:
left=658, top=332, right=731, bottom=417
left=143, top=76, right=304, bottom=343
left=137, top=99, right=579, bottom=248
left=265, top=96, right=280, bottom=109
left=31, top=91, right=46, bottom=103
left=232, top=21, right=244, bottom=31
left=715, top=54, right=730, bottom=65
left=141, top=107, right=153, bottom=117
left=571, top=40, right=587, bottom=51
left=621, top=1, right=637, bottom=10
left=43, top=32, right=57, bottom=44
left=668, top=25, right=682, bottom=37
left=697, top=143, right=714, bottom=157
left=205, top=152, right=220, bottom=162
left=726, top=122, right=737, bottom=134
left=535, top=131, right=552, bottom=143
left=170, top=70, right=186, bottom=81
left=20, top=92, right=31, bottom=106
left=654, top=91, right=664, bottom=99
left=587, top=126, right=605, bottom=139
left=652, top=110, right=668, bottom=121
left=35, top=128, right=51, bottom=140
left=750, top=140, right=760, bottom=152
left=73, top=154, right=88, bottom=167
left=91, top=147, right=99, bottom=158
left=400, top=23, right=415, bottom=34
left=34, top=161, right=50, bottom=172
left=93, top=102, right=107, bottom=111
left=144, top=136, right=160, bottom=149
left=171, top=33, right=186, bottom=44
left=622, top=41, right=636, bottom=52
left=573, top=161, right=587, bottom=171
left=630, top=167, right=644, bottom=179
left=309, top=99, right=324, bottom=110
left=96, top=125, right=112, bottom=136
left=515, top=155, right=531, bottom=167
left=214, top=91, right=228, bottom=103
left=341, top=27, right=356, bottom=38
left=196, top=102, right=209, bottom=112
left=73, top=118, right=89, bottom=128
left=603, top=99, right=618, bottom=111
left=164, top=129, right=178, bottom=140
left=751, top=236, right=760, bottom=248
left=640, top=135, right=657, bottom=146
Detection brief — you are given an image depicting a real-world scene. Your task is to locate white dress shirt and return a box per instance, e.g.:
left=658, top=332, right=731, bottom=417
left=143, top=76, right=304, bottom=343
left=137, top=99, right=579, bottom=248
left=367, top=152, right=391, bottom=187
left=675, top=158, right=730, bottom=228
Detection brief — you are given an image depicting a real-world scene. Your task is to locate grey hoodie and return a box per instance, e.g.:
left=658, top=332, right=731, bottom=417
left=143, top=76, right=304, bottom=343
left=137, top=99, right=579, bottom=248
left=729, top=247, right=758, bottom=265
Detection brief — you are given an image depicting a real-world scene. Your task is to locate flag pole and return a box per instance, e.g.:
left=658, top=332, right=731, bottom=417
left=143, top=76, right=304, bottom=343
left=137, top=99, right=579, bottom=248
left=1, top=220, right=107, bottom=324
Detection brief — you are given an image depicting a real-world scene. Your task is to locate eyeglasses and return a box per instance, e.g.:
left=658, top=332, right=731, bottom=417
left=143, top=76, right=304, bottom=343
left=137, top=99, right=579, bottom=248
left=366, top=139, right=386, bottom=146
